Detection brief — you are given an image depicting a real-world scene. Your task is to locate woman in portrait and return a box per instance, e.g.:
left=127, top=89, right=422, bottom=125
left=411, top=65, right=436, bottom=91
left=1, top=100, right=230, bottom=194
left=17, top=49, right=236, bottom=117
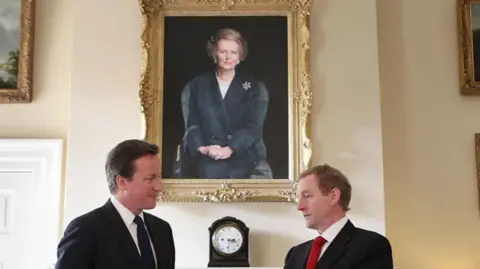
left=179, top=28, right=270, bottom=179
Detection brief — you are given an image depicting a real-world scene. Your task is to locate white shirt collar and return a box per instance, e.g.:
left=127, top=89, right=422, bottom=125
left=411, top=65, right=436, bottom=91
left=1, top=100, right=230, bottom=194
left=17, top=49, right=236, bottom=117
left=318, top=216, right=349, bottom=243
left=110, top=196, right=144, bottom=227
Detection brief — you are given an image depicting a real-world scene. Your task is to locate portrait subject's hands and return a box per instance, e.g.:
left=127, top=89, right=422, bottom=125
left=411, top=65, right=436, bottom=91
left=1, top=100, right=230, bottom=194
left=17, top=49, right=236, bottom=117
left=209, top=146, right=233, bottom=160
left=198, top=145, right=220, bottom=156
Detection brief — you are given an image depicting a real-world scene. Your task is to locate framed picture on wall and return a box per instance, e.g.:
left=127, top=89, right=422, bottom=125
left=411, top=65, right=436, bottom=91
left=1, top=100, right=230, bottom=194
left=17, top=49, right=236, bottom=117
left=138, top=0, right=313, bottom=202
left=475, top=133, right=480, bottom=210
left=458, top=0, right=480, bottom=95
left=0, top=0, right=34, bottom=103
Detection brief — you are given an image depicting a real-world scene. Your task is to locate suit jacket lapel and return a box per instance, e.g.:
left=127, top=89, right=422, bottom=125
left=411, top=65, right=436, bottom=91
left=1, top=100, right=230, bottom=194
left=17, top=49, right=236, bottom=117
left=103, top=200, right=141, bottom=266
left=301, top=240, right=314, bottom=269
left=144, top=214, right=164, bottom=269
left=316, top=220, right=355, bottom=269
left=208, top=71, right=231, bottom=132
left=223, top=72, right=247, bottom=106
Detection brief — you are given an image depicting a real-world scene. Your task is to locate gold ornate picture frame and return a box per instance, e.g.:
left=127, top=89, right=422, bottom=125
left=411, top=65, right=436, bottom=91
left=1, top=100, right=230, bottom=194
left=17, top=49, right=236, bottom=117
left=138, top=0, right=313, bottom=202
left=475, top=133, right=480, bottom=210
left=458, top=0, right=480, bottom=95
left=0, top=0, right=34, bottom=103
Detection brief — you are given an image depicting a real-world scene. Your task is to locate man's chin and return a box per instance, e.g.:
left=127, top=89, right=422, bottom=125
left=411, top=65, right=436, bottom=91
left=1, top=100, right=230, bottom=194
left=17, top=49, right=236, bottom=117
left=144, top=198, right=158, bottom=209
left=305, top=221, right=315, bottom=229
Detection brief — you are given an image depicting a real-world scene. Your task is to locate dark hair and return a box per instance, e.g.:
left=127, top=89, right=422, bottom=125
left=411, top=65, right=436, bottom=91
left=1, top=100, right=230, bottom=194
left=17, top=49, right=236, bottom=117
left=206, top=28, right=249, bottom=61
left=105, top=139, right=159, bottom=194
left=299, top=164, right=352, bottom=211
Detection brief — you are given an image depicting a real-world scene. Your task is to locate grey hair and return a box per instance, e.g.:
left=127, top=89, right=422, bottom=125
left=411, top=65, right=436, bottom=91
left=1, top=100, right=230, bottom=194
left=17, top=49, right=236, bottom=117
left=206, top=28, right=248, bottom=61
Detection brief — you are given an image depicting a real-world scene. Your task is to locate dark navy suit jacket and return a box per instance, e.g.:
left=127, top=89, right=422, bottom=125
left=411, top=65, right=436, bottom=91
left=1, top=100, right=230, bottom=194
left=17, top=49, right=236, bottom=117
left=55, top=200, right=175, bottom=269
left=283, top=221, right=393, bottom=269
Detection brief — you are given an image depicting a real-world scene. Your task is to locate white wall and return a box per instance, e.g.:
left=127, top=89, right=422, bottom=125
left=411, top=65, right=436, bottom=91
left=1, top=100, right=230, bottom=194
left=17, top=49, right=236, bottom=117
left=378, top=1, right=480, bottom=268
left=62, top=0, right=385, bottom=267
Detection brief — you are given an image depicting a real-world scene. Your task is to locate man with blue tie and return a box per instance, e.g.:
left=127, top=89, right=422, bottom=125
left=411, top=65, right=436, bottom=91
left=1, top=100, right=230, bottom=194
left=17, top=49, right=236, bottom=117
left=283, top=164, right=393, bottom=269
left=55, top=139, right=175, bottom=269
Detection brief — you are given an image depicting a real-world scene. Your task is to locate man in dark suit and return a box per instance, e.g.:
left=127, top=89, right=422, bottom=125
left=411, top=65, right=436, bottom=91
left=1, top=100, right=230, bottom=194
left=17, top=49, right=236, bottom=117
left=55, top=139, right=175, bottom=269
left=284, top=164, right=393, bottom=269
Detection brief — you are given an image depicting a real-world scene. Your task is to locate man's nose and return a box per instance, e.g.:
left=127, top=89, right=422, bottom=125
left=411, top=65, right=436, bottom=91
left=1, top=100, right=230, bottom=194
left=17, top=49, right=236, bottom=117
left=153, top=178, right=163, bottom=191
left=297, top=201, right=305, bottom=211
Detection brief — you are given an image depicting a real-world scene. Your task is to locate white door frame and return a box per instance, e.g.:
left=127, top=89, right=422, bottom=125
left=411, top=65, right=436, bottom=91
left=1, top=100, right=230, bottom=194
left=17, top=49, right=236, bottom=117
left=0, top=139, right=63, bottom=269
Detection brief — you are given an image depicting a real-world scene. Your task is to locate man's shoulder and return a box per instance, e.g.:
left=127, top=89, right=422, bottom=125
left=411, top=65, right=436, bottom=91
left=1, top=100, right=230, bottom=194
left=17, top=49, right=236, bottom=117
left=347, top=224, right=393, bottom=265
left=283, top=238, right=313, bottom=266
left=144, top=212, right=173, bottom=229
left=351, top=226, right=390, bottom=243
left=293, top=238, right=314, bottom=249
left=286, top=238, right=313, bottom=257
left=64, top=205, right=109, bottom=232
left=348, top=225, right=392, bottom=254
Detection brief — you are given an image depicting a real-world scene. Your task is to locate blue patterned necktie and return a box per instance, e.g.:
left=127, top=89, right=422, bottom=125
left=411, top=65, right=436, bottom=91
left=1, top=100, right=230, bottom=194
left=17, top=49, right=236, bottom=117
left=134, top=215, right=156, bottom=269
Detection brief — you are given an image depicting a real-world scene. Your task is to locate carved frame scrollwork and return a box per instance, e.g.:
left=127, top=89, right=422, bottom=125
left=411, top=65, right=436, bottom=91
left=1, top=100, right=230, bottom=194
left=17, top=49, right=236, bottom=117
left=138, top=0, right=313, bottom=202
left=0, top=0, right=35, bottom=103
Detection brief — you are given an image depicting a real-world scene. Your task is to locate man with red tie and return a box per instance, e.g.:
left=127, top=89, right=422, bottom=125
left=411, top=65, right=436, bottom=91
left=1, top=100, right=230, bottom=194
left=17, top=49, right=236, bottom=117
left=283, top=164, right=393, bottom=269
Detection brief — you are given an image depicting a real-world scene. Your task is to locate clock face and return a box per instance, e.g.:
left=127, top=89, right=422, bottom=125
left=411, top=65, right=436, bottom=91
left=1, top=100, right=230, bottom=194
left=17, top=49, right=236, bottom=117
left=212, top=225, right=244, bottom=255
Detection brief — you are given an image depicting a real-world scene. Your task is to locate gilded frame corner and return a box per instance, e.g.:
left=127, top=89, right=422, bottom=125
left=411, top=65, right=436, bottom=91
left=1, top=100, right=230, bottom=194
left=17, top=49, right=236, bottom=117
left=138, top=0, right=313, bottom=203
left=0, top=0, right=35, bottom=103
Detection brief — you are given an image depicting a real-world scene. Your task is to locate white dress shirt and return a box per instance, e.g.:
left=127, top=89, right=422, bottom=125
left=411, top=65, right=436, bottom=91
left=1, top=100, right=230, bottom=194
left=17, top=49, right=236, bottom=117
left=110, top=196, right=157, bottom=265
left=318, top=216, right=349, bottom=259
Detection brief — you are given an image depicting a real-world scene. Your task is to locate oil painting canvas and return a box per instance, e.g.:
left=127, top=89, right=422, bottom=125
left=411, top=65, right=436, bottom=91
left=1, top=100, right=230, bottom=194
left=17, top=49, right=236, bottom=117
left=161, top=16, right=289, bottom=181
left=0, top=0, right=34, bottom=103
left=475, top=133, right=480, bottom=211
left=472, top=4, right=480, bottom=82
left=458, top=0, right=480, bottom=95
left=0, top=0, right=20, bottom=89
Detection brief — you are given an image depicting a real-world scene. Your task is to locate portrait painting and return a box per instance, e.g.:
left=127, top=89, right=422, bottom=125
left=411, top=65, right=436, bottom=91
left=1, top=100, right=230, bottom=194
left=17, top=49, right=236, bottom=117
left=162, top=16, right=289, bottom=181
left=0, top=0, right=34, bottom=103
left=139, top=0, right=313, bottom=202
left=458, top=0, right=480, bottom=95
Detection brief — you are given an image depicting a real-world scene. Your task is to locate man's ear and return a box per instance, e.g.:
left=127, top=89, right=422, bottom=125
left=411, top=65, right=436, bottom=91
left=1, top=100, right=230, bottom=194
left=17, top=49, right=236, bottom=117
left=330, top=188, right=341, bottom=205
left=116, top=175, right=128, bottom=191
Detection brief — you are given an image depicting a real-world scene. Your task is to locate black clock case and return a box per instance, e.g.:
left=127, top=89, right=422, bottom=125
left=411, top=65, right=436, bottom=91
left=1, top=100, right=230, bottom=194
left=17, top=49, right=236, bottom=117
left=208, top=216, right=250, bottom=267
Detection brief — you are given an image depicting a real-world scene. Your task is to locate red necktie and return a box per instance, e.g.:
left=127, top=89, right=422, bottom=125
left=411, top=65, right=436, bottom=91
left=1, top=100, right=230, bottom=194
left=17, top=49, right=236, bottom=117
left=306, top=236, right=327, bottom=269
